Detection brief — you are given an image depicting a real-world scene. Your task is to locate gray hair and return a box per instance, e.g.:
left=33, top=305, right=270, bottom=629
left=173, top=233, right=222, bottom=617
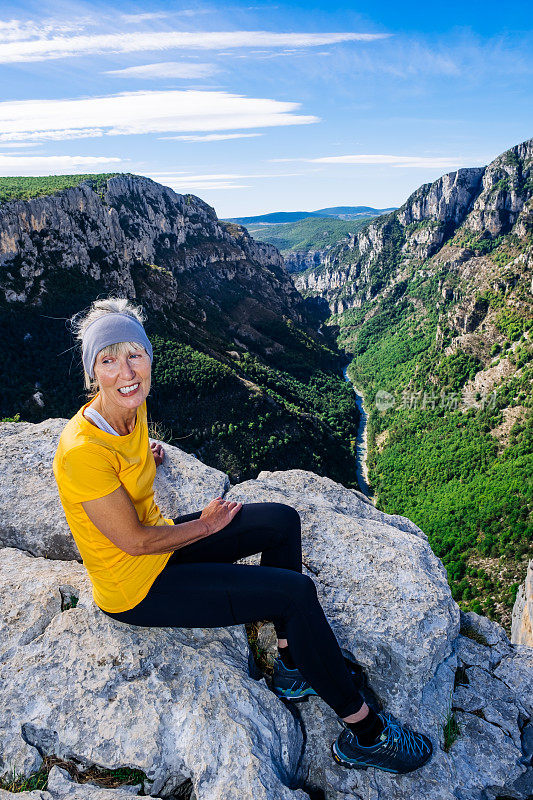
left=70, top=298, right=148, bottom=394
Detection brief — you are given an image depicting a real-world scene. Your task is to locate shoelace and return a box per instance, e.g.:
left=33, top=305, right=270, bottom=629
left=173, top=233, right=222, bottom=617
left=274, top=656, right=299, bottom=673
left=380, top=713, right=429, bottom=757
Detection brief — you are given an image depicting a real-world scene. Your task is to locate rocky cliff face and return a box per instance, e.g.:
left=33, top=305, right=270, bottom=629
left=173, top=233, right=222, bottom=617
left=1, top=418, right=532, bottom=800
left=295, top=138, right=533, bottom=317
left=513, top=560, right=533, bottom=647
left=0, top=174, right=363, bottom=491
left=282, top=248, right=330, bottom=274
left=293, top=139, right=533, bottom=630
left=0, top=174, right=307, bottom=340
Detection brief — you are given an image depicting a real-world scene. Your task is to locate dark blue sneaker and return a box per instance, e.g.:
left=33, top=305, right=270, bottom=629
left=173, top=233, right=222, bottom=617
left=331, top=711, right=433, bottom=774
left=270, top=656, right=318, bottom=702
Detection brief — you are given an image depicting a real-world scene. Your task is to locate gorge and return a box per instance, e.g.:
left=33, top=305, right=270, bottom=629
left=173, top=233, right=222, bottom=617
left=0, top=139, right=532, bottom=800
left=291, top=137, right=532, bottom=630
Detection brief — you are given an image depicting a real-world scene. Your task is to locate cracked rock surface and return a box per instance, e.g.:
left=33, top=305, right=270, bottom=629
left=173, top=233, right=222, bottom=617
left=0, top=547, right=306, bottom=800
left=1, top=421, right=532, bottom=800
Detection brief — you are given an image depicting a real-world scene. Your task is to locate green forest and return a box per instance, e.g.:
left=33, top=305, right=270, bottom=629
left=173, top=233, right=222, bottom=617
left=0, top=174, right=120, bottom=204
left=335, top=287, right=532, bottom=630
left=0, top=286, right=361, bottom=489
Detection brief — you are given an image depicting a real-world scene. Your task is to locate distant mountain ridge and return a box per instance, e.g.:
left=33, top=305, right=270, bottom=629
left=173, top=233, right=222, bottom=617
left=225, top=205, right=396, bottom=225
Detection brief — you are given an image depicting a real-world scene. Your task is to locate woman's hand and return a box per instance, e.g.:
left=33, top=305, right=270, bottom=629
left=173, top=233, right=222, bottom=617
left=200, top=497, right=243, bottom=534
left=150, top=441, right=165, bottom=467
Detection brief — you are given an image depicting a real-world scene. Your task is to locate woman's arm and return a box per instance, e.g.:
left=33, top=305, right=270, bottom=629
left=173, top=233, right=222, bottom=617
left=82, top=486, right=209, bottom=556
left=81, top=486, right=241, bottom=556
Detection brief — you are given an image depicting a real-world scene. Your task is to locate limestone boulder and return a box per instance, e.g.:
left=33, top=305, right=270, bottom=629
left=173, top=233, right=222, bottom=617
left=0, top=548, right=307, bottom=800
left=1, top=421, right=532, bottom=800
left=226, top=468, right=460, bottom=733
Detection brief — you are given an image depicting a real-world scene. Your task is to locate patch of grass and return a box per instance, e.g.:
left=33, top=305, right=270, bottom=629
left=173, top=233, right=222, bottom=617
left=0, top=763, right=49, bottom=793
left=147, top=417, right=173, bottom=445
left=0, top=755, right=147, bottom=793
left=61, top=595, right=79, bottom=611
left=245, top=621, right=274, bottom=675
left=442, top=709, right=461, bottom=752
left=0, top=174, right=121, bottom=204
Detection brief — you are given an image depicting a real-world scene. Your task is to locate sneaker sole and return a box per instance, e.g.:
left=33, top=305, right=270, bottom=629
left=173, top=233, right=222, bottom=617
left=273, top=688, right=317, bottom=702
left=331, top=740, right=432, bottom=774
left=331, top=740, right=377, bottom=771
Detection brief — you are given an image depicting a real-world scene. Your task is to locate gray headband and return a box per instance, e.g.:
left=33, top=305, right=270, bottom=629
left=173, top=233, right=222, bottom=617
left=82, top=313, right=153, bottom=379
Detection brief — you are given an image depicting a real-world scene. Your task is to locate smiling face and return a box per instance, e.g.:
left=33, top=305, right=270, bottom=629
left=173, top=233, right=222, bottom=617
left=92, top=340, right=151, bottom=414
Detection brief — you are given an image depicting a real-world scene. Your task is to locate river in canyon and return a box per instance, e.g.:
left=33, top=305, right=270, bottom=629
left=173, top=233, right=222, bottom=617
left=316, top=324, right=373, bottom=499
left=342, top=364, right=374, bottom=501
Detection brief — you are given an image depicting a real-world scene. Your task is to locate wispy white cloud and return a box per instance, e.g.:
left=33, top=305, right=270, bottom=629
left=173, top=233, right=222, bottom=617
left=172, top=182, right=251, bottom=190
left=344, top=41, right=461, bottom=78
left=311, top=31, right=533, bottom=83
left=0, top=90, right=319, bottom=142
left=234, top=48, right=332, bottom=60
left=146, top=173, right=250, bottom=190
left=0, top=154, right=122, bottom=175
left=147, top=171, right=303, bottom=179
left=271, top=154, right=472, bottom=168
left=312, top=154, right=470, bottom=168
left=120, top=13, right=169, bottom=23
left=1, top=129, right=107, bottom=142
left=0, top=17, right=93, bottom=44
left=0, top=141, right=38, bottom=148
left=145, top=169, right=302, bottom=190
left=0, top=30, right=390, bottom=64
left=104, top=61, right=219, bottom=79
left=161, top=132, right=263, bottom=142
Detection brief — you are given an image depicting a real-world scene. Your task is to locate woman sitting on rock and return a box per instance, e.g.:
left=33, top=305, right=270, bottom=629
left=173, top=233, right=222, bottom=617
left=52, top=296, right=432, bottom=775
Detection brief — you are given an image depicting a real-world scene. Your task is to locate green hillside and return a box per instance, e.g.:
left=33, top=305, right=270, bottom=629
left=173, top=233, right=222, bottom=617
left=331, top=242, right=532, bottom=631
left=0, top=174, right=121, bottom=203
left=295, top=139, right=533, bottom=633
left=226, top=205, right=395, bottom=224
left=245, top=216, right=372, bottom=254
left=0, top=291, right=360, bottom=488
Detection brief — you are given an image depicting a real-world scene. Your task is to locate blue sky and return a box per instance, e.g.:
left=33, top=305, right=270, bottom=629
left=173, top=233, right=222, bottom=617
left=0, top=0, right=531, bottom=216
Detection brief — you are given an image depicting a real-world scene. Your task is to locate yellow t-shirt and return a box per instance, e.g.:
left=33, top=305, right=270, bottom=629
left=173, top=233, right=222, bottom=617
left=52, top=395, right=174, bottom=613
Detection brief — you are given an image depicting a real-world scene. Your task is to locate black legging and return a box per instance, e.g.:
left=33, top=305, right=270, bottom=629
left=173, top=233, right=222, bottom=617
left=100, top=502, right=364, bottom=718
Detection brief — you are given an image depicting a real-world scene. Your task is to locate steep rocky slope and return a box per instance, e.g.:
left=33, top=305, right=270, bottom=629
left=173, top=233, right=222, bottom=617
left=293, top=138, right=533, bottom=630
left=240, top=216, right=372, bottom=275
left=0, top=174, right=360, bottom=487
left=0, top=174, right=305, bottom=332
left=512, top=560, right=533, bottom=646
left=295, top=139, right=532, bottom=316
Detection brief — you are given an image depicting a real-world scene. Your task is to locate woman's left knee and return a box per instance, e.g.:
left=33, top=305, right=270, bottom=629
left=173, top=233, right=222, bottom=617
left=271, top=502, right=300, bottom=529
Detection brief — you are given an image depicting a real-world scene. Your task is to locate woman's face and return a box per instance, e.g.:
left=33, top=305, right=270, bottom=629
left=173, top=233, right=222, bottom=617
left=93, top=344, right=151, bottom=413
